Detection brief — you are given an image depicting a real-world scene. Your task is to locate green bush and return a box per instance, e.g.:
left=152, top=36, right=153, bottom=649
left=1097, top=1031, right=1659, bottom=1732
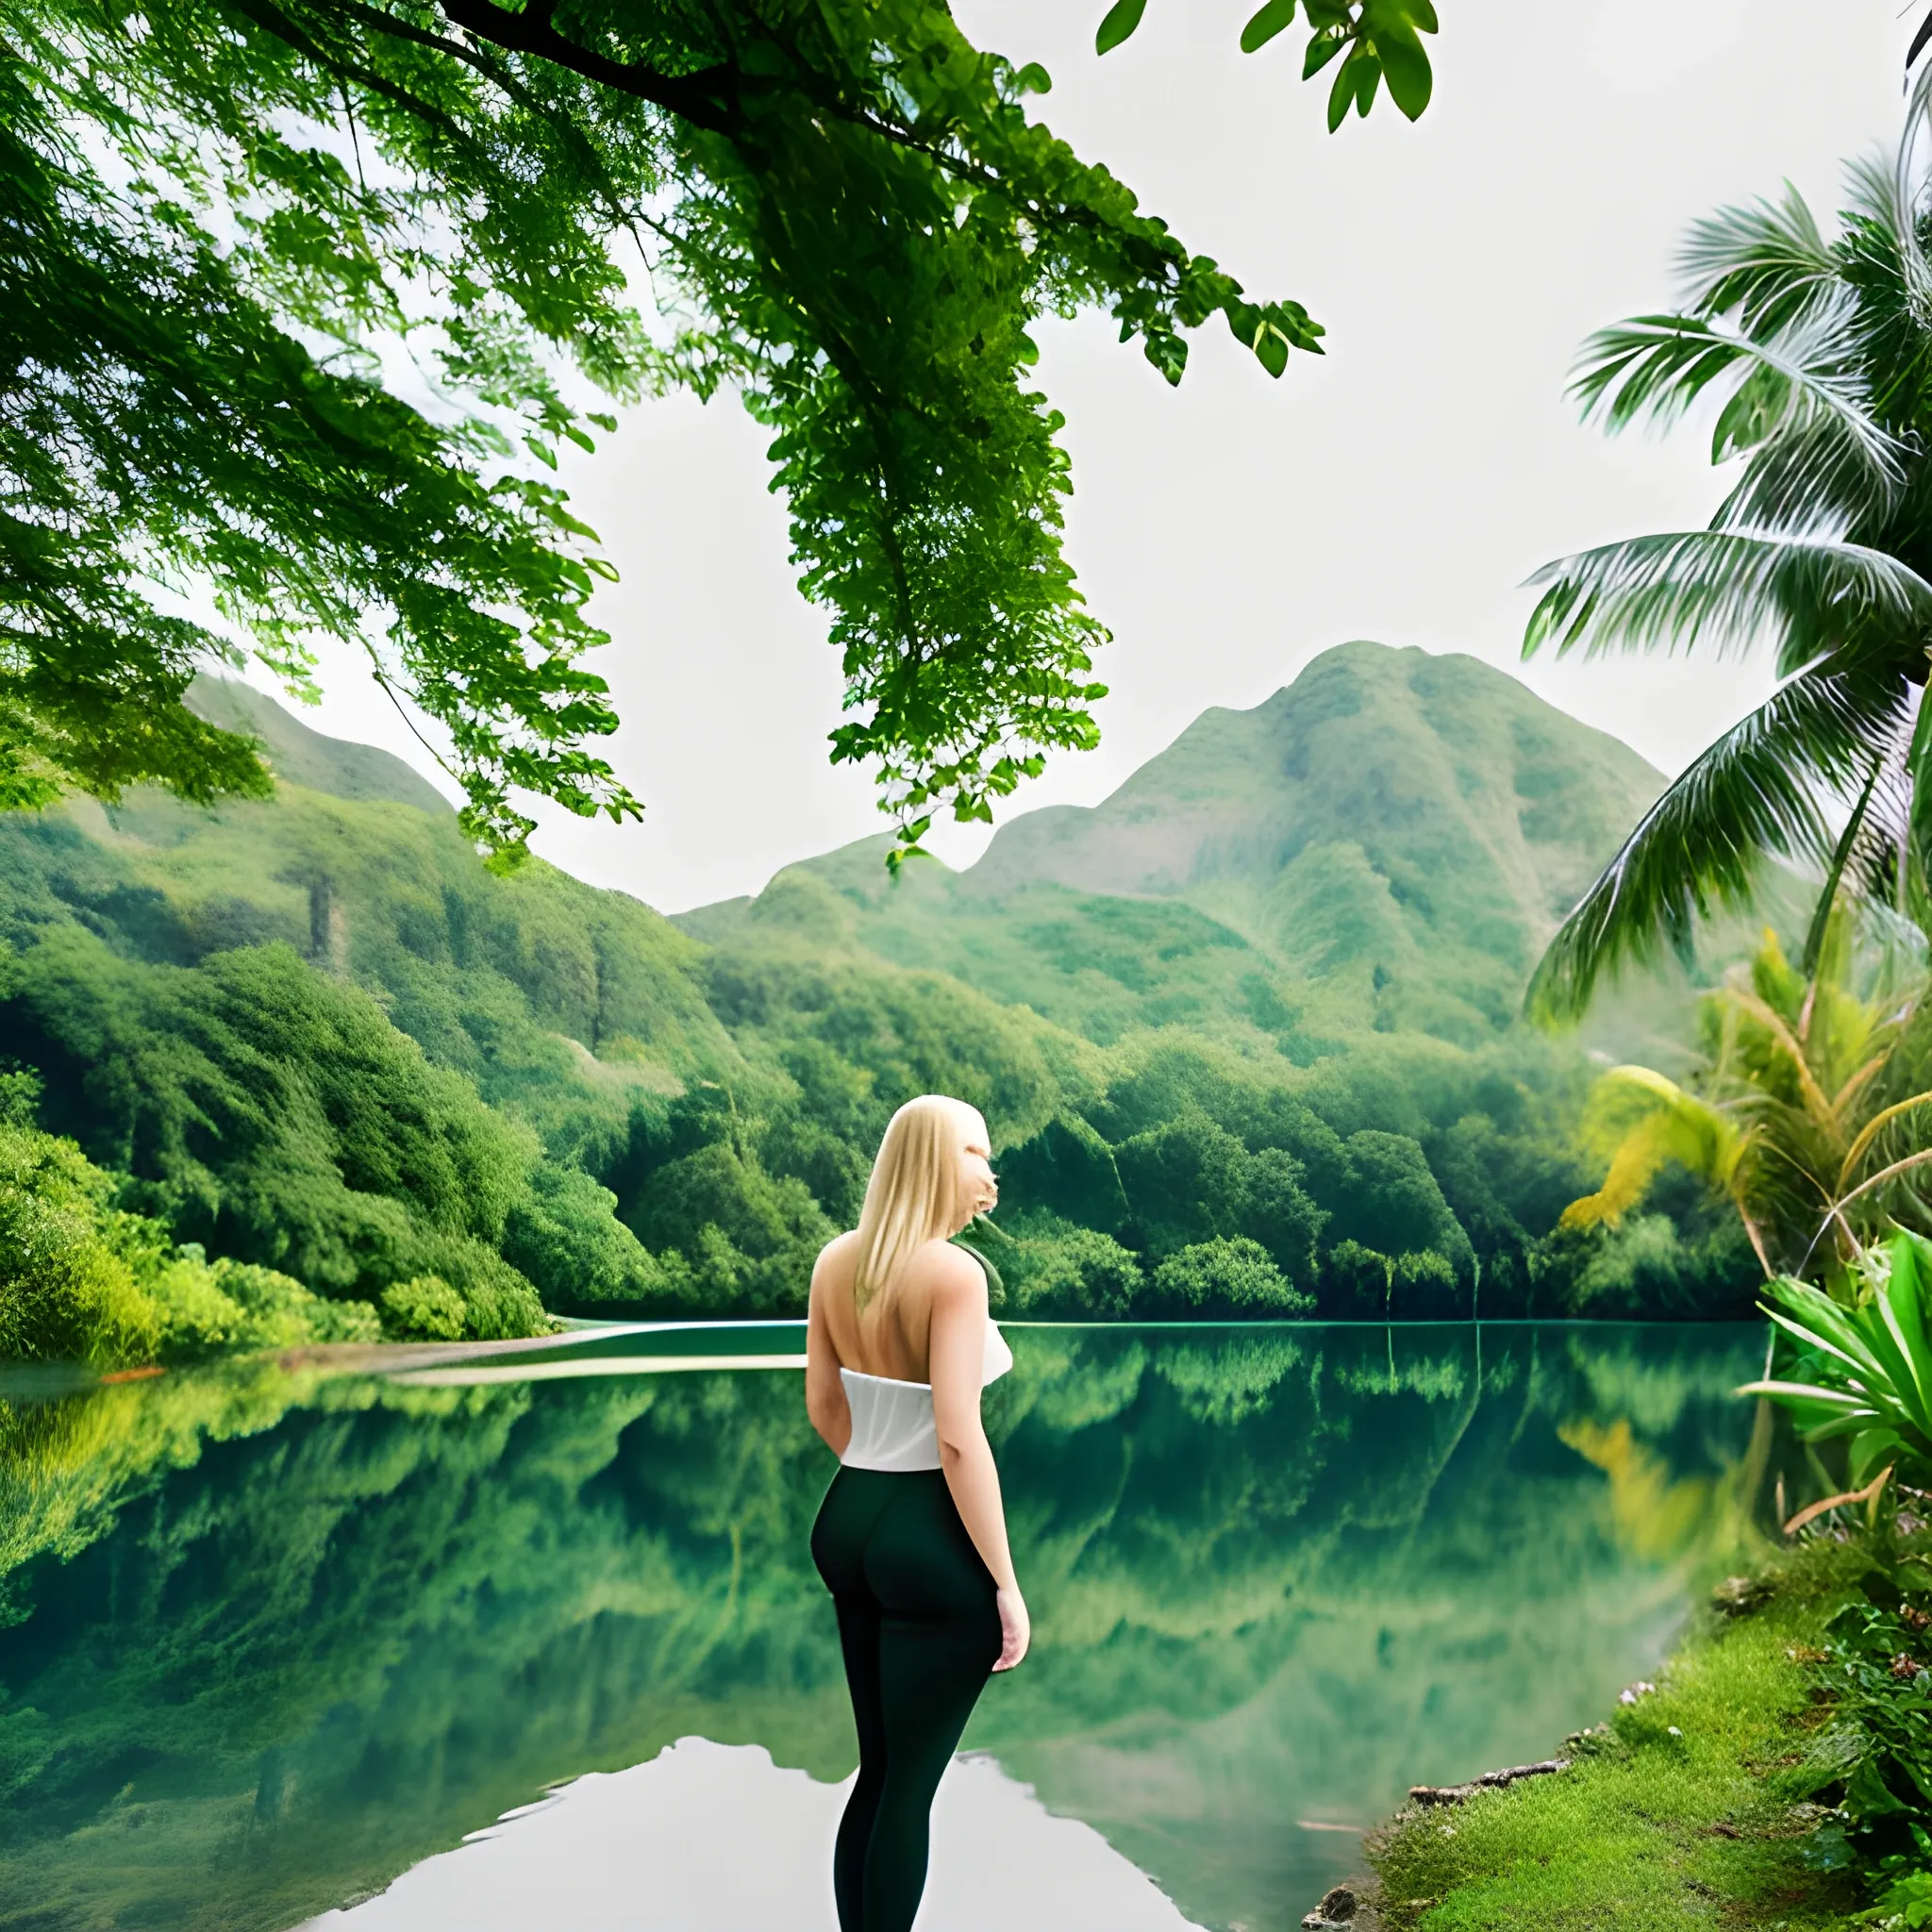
left=1153, top=1237, right=1314, bottom=1317
left=378, top=1275, right=468, bottom=1341
left=502, top=1164, right=666, bottom=1310
left=0, top=1119, right=382, bottom=1366
left=1321, top=1240, right=1463, bottom=1320
left=1814, top=1589, right=1932, bottom=1874
left=995, top=1218, right=1146, bottom=1318
left=149, top=1250, right=381, bottom=1356
left=0, top=1122, right=159, bottom=1366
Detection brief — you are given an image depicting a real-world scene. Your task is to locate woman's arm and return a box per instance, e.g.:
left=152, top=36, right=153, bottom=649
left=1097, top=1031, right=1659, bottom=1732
left=805, top=1245, right=851, bottom=1457
left=924, top=1244, right=1029, bottom=1670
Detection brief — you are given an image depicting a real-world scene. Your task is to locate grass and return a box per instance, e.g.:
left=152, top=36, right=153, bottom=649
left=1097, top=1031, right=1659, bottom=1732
left=1366, top=1539, right=1882, bottom=1931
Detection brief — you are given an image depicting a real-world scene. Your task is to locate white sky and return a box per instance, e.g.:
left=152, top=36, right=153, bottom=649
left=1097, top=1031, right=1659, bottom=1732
left=279, top=0, right=1912, bottom=913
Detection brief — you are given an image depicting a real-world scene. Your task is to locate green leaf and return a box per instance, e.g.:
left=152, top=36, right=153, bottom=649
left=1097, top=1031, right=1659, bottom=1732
left=1241, top=0, right=1299, bottom=54
left=1014, top=61, right=1053, bottom=94
left=1255, top=325, right=1289, bottom=378
left=1305, top=30, right=1350, bottom=79
left=1735, top=1378, right=1870, bottom=1413
left=1096, top=0, right=1148, bottom=55
left=1326, top=54, right=1357, bottom=130
left=1850, top=1426, right=1901, bottom=1483
left=1353, top=53, right=1382, bottom=116
left=1142, top=329, right=1190, bottom=384
left=1374, top=22, right=1432, bottom=118
left=1881, top=1232, right=1932, bottom=1419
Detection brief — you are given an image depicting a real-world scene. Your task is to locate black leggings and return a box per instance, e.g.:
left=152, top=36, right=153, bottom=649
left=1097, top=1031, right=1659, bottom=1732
left=810, top=1466, right=1002, bottom=1932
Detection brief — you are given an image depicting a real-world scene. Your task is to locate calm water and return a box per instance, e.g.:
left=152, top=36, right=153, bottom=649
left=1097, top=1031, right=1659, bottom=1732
left=0, top=1322, right=1773, bottom=1932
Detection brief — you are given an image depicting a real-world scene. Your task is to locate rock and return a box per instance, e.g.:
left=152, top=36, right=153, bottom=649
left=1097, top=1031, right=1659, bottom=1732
left=1712, top=1575, right=1773, bottom=1617
left=1561, top=1722, right=1612, bottom=1755
left=1300, top=1883, right=1357, bottom=1927
left=1407, top=1757, right=1570, bottom=1807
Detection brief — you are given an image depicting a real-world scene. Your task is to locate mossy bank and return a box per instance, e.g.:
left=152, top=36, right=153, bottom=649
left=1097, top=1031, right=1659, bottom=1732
left=1364, top=1534, right=1932, bottom=1930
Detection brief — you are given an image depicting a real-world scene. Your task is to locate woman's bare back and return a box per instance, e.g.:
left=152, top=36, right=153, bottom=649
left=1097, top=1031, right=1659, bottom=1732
left=813, top=1228, right=950, bottom=1382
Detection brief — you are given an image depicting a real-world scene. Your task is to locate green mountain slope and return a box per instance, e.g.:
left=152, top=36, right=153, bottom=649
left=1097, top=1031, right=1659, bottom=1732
left=0, top=650, right=1757, bottom=1351
left=184, top=676, right=453, bottom=817
left=682, top=641, right=1665, bottom=1048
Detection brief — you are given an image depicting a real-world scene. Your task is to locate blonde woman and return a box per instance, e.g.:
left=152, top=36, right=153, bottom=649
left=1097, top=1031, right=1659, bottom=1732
left=806, top=1093, right=1029, bottom=1932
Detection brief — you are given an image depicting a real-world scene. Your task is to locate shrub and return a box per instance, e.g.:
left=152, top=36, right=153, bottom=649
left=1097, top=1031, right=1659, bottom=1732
left=0, top=1123, right=158, bottom=1366
left=149, top=1251, right=381, bottom=1356
left=0, top=1121, right=384, bottom=1365
left=1153, top=1237, right=1313, bottom=1317
left=996, top=1220, right=1146, bottom=1318
left=378, top=1275, right=468, bottom=1341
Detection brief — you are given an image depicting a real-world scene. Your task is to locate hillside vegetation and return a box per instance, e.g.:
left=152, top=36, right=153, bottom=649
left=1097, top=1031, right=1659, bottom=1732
left=0, top=647, right=1757, bottom=1362
left=685, top=641, right=1667, bottom=1049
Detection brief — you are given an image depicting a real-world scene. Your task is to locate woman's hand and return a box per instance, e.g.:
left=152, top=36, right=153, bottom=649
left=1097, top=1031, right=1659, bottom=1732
left=992, top=1587, right=1030, bottom=1672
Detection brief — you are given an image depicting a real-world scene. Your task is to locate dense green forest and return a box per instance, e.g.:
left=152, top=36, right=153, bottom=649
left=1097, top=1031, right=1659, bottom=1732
left=0, top=1324, right=1768, bottom=1931
left=0, top=644, right=1761, bottom=1363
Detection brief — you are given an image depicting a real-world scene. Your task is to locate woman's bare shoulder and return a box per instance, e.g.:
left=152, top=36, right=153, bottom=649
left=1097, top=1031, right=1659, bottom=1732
left=904, top=1238, right=985, bottom=1299
left=817, top=1228, right=860, bottom=1264
left=808, top=1229, right=858, bottom=1302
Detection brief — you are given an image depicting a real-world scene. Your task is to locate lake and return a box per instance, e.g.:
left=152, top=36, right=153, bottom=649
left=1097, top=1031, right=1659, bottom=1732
left=0, top=1321, right=1774, bottom=1932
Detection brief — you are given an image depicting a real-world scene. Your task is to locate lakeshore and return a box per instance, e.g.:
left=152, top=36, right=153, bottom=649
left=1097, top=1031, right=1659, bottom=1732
left=1357, top=1534, right=1930, bottom=1930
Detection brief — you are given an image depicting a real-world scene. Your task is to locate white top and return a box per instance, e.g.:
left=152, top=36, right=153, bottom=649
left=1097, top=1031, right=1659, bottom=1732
left=839, top=1323, right=1013, bottom=1473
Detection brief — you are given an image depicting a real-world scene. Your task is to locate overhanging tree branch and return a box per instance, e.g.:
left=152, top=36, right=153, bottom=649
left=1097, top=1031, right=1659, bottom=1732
left=433, top=0, right=738, bottom=131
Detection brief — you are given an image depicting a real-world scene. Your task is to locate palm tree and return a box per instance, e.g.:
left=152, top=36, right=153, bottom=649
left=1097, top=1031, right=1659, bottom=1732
left=1524, top=75, right=1932, bottom=1022
left=1562, top=910, right=1932, bottom=1284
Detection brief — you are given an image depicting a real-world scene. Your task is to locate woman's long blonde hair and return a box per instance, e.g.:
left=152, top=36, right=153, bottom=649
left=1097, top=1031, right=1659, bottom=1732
left=852, top=1095, right=984, bottom=1312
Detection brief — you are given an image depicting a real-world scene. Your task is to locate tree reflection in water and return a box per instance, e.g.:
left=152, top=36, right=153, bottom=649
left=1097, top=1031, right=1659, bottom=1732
left=0, top=1324, right=1769, bottom=1932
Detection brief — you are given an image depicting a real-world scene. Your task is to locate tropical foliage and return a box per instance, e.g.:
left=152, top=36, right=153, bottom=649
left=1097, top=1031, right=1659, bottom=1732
left=1523, top=74, right=1932, bottom=1019
left=1740, top=1229, right=1932, bottom=1495
left=4, top=0, right=1321, bottom=858
left=1563, top=915, right=1932, bottom=1280
left=1816, top=1586, right=1932, bottom=1881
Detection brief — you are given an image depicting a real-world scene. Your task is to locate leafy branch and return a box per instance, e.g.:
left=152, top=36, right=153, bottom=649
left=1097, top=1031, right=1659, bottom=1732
left=1096, top=0, right=1439, bottom=129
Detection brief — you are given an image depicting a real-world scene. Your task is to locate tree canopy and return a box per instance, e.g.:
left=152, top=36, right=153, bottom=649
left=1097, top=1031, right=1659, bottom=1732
left=4, top=0, right=1323, bottom=858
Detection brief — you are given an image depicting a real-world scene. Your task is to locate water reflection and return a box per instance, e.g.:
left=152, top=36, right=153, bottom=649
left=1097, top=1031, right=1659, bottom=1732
left=0, top=1324, right=1768, bottom=1932
left=302, top=1741, right=1204, bottom=1932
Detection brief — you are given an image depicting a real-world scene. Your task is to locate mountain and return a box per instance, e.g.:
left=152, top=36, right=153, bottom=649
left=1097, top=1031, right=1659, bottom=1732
left=682, top=641, right=1666, bottom=1049
left=0, top=644, right=1757, bottom=1345
left=185, top=675, right=454, bottom=817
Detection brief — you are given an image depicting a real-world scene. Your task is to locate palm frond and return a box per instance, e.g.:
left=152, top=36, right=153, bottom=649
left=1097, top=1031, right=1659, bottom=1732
left=1713, top=396, right=1904, bottom=535
left=1525, top=658, right=1913, bottom=1023
left=1721, top=986, right=1838, bottom=1125
left=1843, top=63, right=1932, bottom=327
left=1569, top=316, right=1899, bottom=532
left=1523, top=530, right=1932, bottom=664
left=1674, top=183, right=1839, bottom=336
left=1839, top=1091, right=1932, bottom=1191
left=1803, top=758, right=1883, bottom=974
left=1562, top=1065, right=1740, bottom=1228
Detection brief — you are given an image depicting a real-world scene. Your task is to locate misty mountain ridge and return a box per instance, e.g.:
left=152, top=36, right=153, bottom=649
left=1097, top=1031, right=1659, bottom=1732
left=683, top=641, right=1665, bottom=1049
